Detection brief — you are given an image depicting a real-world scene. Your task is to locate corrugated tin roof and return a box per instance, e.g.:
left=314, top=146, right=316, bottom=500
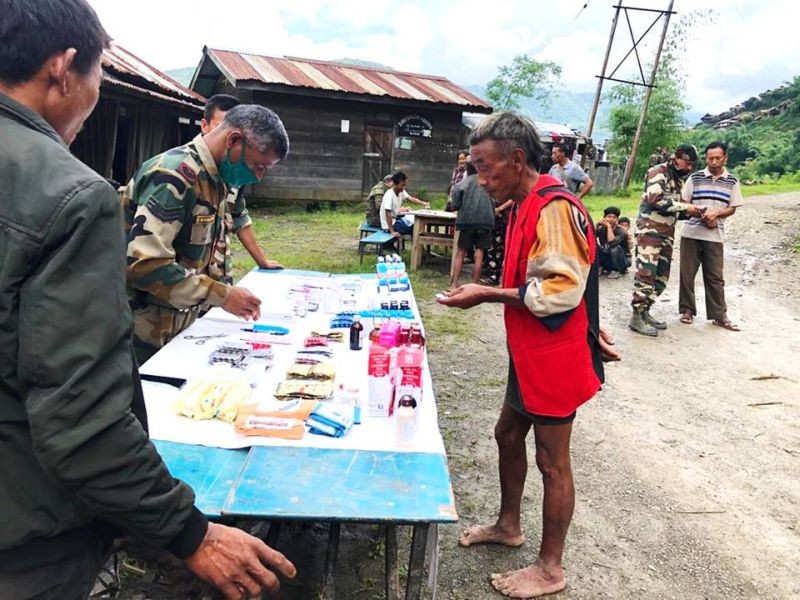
left=102, top=43, right=205, bottom=109
left=103, top=75, right=205, bottom=112
left=534, top=120, right=582, bottom=138
left=202, top=47, right=491, bottom=112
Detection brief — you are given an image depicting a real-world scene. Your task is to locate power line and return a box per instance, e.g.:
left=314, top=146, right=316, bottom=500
left=568, top=0, right=591, bottom=27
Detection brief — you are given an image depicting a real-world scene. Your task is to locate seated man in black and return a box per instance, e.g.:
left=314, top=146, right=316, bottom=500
left=595, top=206, right=628, bottom=278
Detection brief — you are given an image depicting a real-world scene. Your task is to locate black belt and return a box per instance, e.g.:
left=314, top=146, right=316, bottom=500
left=130, top=291, right=200, bottom=314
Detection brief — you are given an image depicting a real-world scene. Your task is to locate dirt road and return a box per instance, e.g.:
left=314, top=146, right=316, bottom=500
left=115, top=193, right=798, bottom=600
left=429, top=192, right=800, bottom=599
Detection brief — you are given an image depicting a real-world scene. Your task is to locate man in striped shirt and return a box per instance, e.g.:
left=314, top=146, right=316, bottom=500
left=679, top=141, right=743, bottom=330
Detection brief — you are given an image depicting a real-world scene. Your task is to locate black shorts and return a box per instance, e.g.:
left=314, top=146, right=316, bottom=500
left=457, top=227, right=492, bottom=250
left=505, top=358, right=577, bottom=425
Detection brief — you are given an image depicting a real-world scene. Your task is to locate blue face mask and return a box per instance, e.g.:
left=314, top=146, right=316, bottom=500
left=219, top=139, right=259, bottom=187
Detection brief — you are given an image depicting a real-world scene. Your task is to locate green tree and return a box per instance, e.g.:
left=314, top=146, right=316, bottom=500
left=606, top=77, right=689, bottom=184
left=485, top=54, right=562, bottom=111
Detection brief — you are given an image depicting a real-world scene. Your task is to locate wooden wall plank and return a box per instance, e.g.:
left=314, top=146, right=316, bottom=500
left=212, top=89, right=466, bottom=202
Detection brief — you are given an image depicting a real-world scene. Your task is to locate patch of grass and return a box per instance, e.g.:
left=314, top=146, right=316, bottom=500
left=367, top=536, right=385, bottom=560
left=741, top=181, right=800, bottom=197
left=476, top=376, right=507, bottom=387
left=582, top=179, right=800, bottom=223
left=230, top=204, right=475, bottom=341
left=441, top=428, right=457, bottom=442
left=230, top=207, right=378, bottom=281
left=584, top=190, right=639, bottom=219
left=424, top=310, right=473, bottom=337
left=408, top=268, right=476, bottom=338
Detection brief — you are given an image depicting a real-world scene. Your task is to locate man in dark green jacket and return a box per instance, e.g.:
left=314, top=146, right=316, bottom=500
left=0, top=1, right=294, bottom=598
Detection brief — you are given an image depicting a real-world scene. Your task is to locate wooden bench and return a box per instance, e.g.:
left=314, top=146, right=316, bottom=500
left=358, top=231, right=396, bottom=263
left=359, top=222, right=381, bottom=239
left=358, top=231, right=409, bottom=263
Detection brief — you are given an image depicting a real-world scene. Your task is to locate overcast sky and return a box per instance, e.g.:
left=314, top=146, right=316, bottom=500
left=86, top=0, right=792, bottom=115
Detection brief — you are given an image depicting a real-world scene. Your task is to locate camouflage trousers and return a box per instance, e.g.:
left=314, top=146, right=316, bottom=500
left=365, top=196, right=382, bottom=228
left=132, top=303, right=199, bottom=365
left=631, top=230, right=674, bottom=312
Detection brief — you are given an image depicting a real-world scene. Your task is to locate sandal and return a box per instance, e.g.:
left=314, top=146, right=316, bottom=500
left=712, top=319, right=740, bottom=331
left=679, top=311, right=693, bottom=324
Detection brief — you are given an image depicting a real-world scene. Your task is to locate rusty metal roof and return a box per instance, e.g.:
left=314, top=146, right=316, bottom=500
left=199, top=47, right=491, bottom=112
left=102, top=43, right=205, bottom=110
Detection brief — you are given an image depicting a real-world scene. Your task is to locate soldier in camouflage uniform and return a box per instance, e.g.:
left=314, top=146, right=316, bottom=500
left=629, top=144, right=703, bottom=337
left=122, top=104, right=290, bottom=363
left=200, top=95, right=284, bottom=283
left=365, top=173, right=393, bottom=228
left=649, top=147, right=662, bottom=168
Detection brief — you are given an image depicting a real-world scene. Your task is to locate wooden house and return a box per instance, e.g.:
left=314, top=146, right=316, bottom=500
left=190, top=47, right=491, bottom=202
left=71, top=43, right=205, bottom=185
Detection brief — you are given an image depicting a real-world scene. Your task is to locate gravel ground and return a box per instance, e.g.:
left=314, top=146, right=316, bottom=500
left=114, top=192, right=800, bottom=600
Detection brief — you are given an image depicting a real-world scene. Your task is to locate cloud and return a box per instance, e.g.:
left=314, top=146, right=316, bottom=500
left=85, top=0, right=797, bottom=117
left=681, top=1, right=798, bottom=112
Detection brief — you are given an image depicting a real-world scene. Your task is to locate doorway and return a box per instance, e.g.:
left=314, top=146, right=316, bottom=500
left=362, top=126, right=393, bottom=195
left=111, top=113, right=133, bottom=185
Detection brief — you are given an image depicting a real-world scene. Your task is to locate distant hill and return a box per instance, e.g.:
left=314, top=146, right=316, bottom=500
left=165, top=67, right=195, bottom=87
left=461, top=84, right=615, bottom=143
left=462, top=84, right=704, bottom=144
left=333, top=58, right=393, bottom=70
left=684, top=76, right=800, bottom=180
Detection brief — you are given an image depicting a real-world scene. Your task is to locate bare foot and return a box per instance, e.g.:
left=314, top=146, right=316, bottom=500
left=490, top=563, right=566, bottom=598
left=458, top=524, right=525, bottom=548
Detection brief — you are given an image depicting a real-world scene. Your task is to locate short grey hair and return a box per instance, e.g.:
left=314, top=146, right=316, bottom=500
left=469, top=111, right=544, bottom=172
left=223, top=104, right=290, bottom=160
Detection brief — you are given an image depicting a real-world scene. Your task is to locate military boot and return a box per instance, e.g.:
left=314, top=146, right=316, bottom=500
left=629, top=310, right=658, bottom=337
left=643, top=309, right=667, bottom=330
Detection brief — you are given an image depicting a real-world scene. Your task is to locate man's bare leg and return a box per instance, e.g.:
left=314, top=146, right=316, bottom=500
left=471, top=248, right=485, bottom=284
left=450, top=247, right=466, bottom=290
left=459, top=403, right=530, bottom=548
left=491, top=421, right=573, bottom=598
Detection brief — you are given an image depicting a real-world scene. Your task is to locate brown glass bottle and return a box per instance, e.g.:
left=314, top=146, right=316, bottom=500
left=349, top=315, right=364, bottom=350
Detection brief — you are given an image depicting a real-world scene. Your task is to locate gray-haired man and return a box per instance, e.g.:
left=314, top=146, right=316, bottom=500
left=439, top=112, right=604, bottom=599
left=122, top=104, right=290, bottom=363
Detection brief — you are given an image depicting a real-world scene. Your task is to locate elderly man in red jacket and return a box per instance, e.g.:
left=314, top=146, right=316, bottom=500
left=439, top=111, right=603, bottom=598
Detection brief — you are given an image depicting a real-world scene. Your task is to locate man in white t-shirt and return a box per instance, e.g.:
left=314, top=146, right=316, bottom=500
left=380, top=171, right=429, bottom=237
left=678, top=141, right=743, bottom=331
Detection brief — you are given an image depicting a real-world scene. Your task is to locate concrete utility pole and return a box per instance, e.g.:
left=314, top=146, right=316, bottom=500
left=623, top=0, right=675, bottom=188
left=584, top=2, right=677, bottom=186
